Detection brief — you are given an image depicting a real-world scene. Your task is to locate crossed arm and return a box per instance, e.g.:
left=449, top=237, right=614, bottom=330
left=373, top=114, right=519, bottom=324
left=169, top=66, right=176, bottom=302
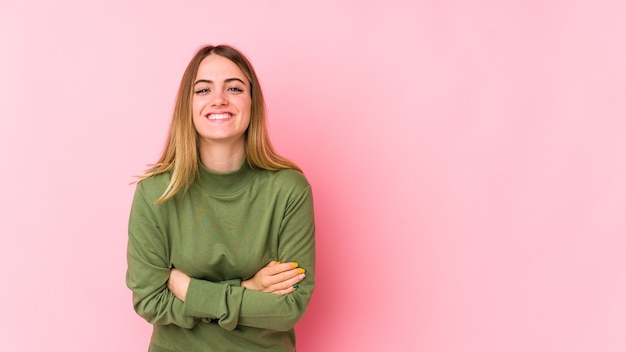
left=127, top=180, right=315, bottom=331
left=168, top=260, right=307, bottom=301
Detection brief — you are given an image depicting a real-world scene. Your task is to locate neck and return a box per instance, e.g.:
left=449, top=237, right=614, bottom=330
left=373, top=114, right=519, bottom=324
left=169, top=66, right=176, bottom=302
left=198, top=139, right=245, bottom=173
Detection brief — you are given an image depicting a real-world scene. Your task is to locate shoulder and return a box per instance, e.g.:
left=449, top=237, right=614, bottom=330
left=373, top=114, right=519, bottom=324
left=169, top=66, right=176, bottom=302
left=275, top=168, right=311, bottom=187
left=135, top=172, right=172, bottom=202
left=270, top=168, right=310, bottom=188
left=256, top=168, right=311, bottom=194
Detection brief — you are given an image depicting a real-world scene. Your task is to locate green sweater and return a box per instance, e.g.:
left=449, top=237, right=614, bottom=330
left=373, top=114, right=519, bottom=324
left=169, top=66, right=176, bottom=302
left=126, top=160, right=315, bottom=352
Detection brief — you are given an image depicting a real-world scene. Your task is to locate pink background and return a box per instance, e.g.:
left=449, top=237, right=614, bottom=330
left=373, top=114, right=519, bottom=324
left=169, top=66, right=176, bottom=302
left=1, top=1, right=625, bottom=351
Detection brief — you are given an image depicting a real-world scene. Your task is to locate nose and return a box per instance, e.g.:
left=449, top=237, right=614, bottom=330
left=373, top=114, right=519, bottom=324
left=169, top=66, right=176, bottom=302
left=211, top=90, right=228, bottom=107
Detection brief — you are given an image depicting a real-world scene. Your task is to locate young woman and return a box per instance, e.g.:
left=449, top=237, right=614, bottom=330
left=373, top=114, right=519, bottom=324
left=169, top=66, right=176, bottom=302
left=126, top=45, right=315, bottom=352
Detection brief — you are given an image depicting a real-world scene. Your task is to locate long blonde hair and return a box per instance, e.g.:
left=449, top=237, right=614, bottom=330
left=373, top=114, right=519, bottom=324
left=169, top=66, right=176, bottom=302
left=138, top=45, right=302, bottom=203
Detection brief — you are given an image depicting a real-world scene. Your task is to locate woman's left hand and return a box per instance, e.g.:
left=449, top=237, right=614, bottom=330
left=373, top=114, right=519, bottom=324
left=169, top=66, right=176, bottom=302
left=241, top=261, right=306, bottom=295
left=168, top=268, right=191, bottom=302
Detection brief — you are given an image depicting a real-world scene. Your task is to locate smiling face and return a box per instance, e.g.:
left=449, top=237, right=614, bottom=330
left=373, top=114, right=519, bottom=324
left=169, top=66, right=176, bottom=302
left=192, top=54, right=252, bottom=149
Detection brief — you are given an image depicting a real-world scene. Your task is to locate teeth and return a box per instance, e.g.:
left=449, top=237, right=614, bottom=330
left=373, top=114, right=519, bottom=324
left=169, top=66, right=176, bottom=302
left=208, top=113, right=230, bottom=120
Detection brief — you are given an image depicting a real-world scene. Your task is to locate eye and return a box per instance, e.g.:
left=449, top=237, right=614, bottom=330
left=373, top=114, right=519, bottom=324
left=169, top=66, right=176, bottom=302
left=227, top=87, right=244, bottom=93
left=195, top=88, right=210, bottom=95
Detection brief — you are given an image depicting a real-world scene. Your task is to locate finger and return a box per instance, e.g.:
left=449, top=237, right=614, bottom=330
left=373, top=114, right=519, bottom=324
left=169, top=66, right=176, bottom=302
left=272, top=267, right=305, bottom=282
left=270, top=286, right=296, bottom=295
left=273, top=262, right=301, bottom=275
left=261, top=267, right=303, bottom=288
left=265, top=272, right=306, bottom=293
left=263, top=261, right=299, bottom=276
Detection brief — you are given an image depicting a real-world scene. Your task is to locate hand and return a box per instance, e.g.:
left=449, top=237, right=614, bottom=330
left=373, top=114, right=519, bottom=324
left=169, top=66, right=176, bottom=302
left=168, top=268, right=191, bottom=302
left=241, top=261, right=306, bottom=295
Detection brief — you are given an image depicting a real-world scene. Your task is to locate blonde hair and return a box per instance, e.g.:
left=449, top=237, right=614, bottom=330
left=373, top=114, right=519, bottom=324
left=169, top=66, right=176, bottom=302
left=138, top=45, right=302, bottom=203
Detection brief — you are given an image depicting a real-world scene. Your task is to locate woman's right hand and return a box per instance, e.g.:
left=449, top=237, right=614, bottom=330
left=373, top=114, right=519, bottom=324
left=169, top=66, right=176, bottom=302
left=241, top=261, right=306, bottom=295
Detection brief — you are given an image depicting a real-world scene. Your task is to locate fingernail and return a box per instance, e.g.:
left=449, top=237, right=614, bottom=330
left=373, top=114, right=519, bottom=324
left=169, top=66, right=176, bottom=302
left=297, top=268, right=305, bottom=274
left=292, top=284, right=299, bottom=290
left=275, top=261, right=281, bottom=264
left=292, top=262, right=299, bottom=268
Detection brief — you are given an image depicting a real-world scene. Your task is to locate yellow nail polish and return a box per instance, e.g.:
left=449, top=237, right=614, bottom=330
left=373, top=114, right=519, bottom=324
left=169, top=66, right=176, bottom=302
left=292, top=262, right=299, bottom=268
left=275, top=261, right=281, bottom=265
left=298, top=268, right=305, bottom=274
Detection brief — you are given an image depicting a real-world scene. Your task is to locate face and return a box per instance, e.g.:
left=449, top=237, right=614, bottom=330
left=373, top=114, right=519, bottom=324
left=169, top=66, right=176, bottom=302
left=192, top=54, right=252, bottom=148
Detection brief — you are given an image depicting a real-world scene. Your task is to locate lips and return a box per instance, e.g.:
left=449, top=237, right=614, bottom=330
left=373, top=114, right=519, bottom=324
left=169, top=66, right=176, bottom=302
left=207, top=113, right=231, bottom=120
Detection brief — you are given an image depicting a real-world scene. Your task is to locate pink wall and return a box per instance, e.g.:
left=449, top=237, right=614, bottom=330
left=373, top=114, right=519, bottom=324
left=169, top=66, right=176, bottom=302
left=2, top=1, right=625, bottom=351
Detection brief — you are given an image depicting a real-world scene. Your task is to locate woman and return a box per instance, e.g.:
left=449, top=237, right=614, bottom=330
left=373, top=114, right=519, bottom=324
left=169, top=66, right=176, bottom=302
left=126, top=45, right=315, bottom=352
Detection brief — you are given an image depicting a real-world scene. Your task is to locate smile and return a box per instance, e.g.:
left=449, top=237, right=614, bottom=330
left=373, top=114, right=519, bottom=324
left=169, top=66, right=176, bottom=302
left=207, top=113, right=231, bottom=120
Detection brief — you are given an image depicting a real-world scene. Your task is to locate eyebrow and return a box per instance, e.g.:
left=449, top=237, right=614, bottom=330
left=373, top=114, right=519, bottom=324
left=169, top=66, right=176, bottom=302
left=193, top=78, right=246, bottom=86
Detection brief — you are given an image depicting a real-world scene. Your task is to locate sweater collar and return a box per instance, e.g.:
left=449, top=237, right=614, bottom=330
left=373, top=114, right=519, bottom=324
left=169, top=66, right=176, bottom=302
left=197, top=158, right=256, bottom=195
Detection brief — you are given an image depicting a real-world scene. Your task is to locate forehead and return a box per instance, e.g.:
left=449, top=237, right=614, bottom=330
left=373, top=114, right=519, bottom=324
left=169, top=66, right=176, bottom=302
left=195, top=54, right=248, bottom=83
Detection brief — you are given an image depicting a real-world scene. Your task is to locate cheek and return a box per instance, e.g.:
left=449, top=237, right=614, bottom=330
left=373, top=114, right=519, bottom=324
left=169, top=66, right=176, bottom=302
left=242, top=103, right=252, bottom=126
left=240, top=98, right=252, bottom=116
left=192, top=98, right=202, bottom=116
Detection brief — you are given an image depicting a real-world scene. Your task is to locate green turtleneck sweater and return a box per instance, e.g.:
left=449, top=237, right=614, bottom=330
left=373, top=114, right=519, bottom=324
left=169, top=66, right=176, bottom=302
left=126, top=160, right=315, bottom=352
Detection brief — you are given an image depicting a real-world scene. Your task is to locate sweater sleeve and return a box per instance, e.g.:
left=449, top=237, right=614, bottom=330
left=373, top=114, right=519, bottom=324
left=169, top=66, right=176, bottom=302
left=126, top=182, right=241, bottom=329
left=182, top=183, right=316, bottom=331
